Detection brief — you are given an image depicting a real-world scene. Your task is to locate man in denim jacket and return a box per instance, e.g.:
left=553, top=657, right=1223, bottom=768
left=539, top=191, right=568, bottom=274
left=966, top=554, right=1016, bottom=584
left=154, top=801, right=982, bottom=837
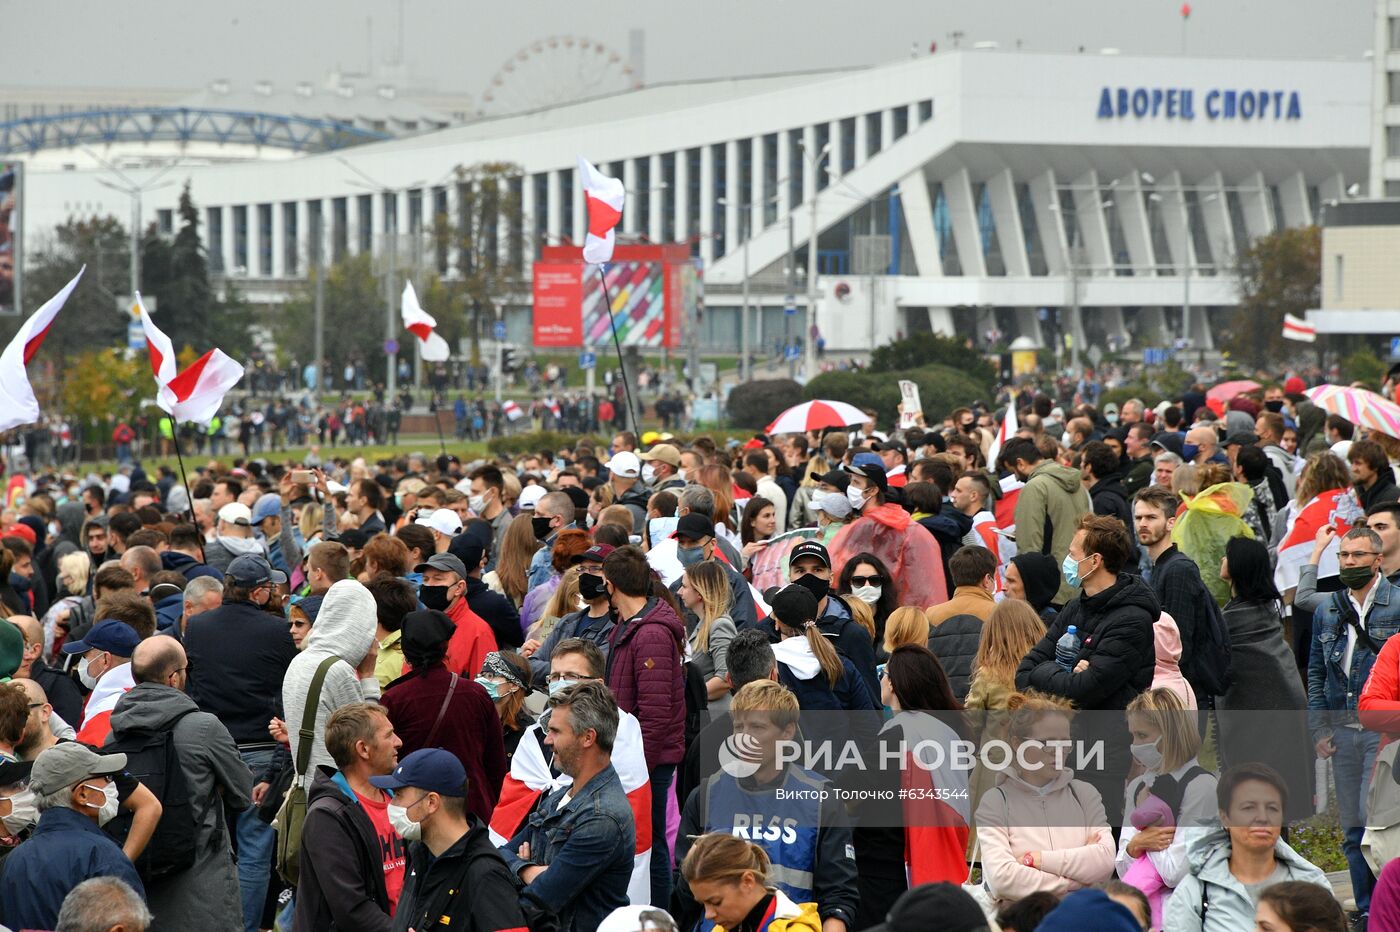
left=1308, top=526, right=1400, bottom=926
left=500, top=680, right=636, bottom=931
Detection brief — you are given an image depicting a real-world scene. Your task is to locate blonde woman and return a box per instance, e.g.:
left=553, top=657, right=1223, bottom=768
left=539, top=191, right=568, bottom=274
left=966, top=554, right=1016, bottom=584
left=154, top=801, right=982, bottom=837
left=526, top=565, right=582, bottom=644
left=679, top=833, right=820, bottom=932
left=677, top=560, right=737, bottom=712
left=42, top=551, right=91, bottom=658
left=964, top=599, right=1046, bottom=812
left=881, top=606, right=931, bottom=656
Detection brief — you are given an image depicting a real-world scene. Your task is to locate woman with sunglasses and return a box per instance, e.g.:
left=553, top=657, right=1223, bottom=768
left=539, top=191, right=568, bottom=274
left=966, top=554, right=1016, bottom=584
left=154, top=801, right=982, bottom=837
left=836, top=552, right=897, bottom=653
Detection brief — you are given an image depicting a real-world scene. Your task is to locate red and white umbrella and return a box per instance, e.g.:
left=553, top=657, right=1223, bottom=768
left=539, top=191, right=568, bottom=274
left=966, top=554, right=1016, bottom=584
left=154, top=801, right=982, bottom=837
left=766, top=399, right=867, bottom=435
left=1305, top=384, right=1400, bottom=440
left=1207, top=379, right=1261, bottom=402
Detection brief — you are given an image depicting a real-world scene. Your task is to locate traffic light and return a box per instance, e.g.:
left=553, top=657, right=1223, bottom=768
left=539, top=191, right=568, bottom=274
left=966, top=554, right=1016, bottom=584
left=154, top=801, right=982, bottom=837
left=502, top=345, right=518, bottom=373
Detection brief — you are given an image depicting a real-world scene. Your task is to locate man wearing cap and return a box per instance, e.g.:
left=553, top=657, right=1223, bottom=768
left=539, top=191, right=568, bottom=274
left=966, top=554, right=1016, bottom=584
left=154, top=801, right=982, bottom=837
left=62, top=619, right=139, bottom=747
left=829, top=458, right=948, bottom=615
left=526, top=490, right=580, bottom=590
left=377, top=748, right=529, bottom=932
left=108, top=636, right=250, bottom=929
left=524, top=545, right=617, bottom=686
left=784, top=540, right=880, bottom=700
left=416, top=553, right=499, bottom=678
left=641, top=443, right=686, bottom=493
left=450, top=522, right=523, bottom=650
left=0, top=743, right=143, bottom=931
left=667, top=513, right=760, bottom=632
left=998, top=436, right=1091, bottom=608
left=250, top=490, right=292, bottom=576
left=184, top=552, right=298, bottom=932
left=876, top=439, right=909, bottom=489
left=382, top=610, right=506, bottom=823
left=605, top=450, right=652, bottom=532
left=203, top=501, right=269, bottom=575
left=415, top=507, right=462, bottom=555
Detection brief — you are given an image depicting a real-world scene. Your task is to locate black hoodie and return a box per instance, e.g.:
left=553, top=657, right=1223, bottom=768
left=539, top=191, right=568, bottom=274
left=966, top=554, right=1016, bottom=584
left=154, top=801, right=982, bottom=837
left=1010, top=552, right=1061, bottom=619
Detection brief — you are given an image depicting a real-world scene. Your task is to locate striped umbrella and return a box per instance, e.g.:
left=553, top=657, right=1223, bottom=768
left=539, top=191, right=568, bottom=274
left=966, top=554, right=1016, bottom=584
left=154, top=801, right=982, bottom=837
left=1207, top=379, right=1262, bottom=402
left=765, top=399, right=868, bottom=435
left=1304, top=384, right=1400, bottom=439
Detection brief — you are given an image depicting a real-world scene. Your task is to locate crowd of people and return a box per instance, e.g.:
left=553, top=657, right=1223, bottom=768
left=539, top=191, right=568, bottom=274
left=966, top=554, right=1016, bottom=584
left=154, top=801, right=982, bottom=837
left=0, top=369, right=1399, bottom=931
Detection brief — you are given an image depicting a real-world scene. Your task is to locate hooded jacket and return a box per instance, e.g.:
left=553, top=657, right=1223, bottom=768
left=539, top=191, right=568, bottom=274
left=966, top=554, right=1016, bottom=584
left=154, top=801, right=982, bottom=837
left=293, top=766, right=392, bottom=932
left=1089, top=474, right=1133, bottom=530
left=1017, top=572, right=1159, bottom=711
left=606, top=596, right=687, bottom=768
left=1150, top=614, right=1197, bottom=710
left=203, top=533, right=267, bottom=574
left=830, top=502, right=947, bottom=609
left=1162, top=825, right=1329, bottom=931
left=161, top=549, right=223, bottom=583
left=773, top=634, right=879, bottom=713
left=284, top=579, right=380, bottom=789
left=1010, top=552, right=1062, bottom=622
left=107, top=682, right=251, bottom=932
left=1013, top=461, right=1093, bottom=606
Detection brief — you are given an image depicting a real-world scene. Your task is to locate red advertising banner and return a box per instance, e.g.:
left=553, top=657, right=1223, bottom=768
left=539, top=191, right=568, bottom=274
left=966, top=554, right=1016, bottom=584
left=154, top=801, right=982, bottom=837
left=531, top=263, right=583, bottom=347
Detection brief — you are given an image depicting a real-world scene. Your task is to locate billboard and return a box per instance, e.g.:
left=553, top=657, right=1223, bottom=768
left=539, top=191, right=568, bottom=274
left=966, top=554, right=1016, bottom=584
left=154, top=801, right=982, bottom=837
left=533, top=243, right=693, bottom=349
left=532, top=264, right=583, bottom=347
left=0, top=162, right=20, bottom=316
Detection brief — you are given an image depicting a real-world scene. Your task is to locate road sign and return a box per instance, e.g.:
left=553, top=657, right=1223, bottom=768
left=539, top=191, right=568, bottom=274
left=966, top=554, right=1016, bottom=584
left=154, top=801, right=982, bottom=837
left=384, top=339, right=399, bottom=355
left=493, top=320, right=507, bottom=341
left=784, top=344, right=800, bottom=361
left=126, top=319, right=144, bottom=351
left=784, top=294, right=796, bottom=316
left=1390, top=337, right=1400, bottom=358
left=1143, top=347, right=1168, bottom=366
left=579, top=351, right=597, bottom=370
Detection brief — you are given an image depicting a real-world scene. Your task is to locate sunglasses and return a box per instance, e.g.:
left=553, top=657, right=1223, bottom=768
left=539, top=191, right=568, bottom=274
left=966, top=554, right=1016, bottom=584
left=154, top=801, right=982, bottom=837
left=848, top=575, right=882, bottom=587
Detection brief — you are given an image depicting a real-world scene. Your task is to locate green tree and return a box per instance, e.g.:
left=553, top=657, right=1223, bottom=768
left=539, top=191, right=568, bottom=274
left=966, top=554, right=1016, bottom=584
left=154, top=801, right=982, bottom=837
left=276, top=254, right=386, bottom=383
left=1229, top=226, right=1320, bottom=370
left=60, top=348, right=150, bottom=455
left=869, top=331, right=997, bottom=384
left=12, top=216, right=129, bottom=358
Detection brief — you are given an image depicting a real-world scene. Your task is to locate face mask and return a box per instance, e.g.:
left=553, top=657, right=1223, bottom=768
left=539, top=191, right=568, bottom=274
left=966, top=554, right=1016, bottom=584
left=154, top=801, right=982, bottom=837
left=1061, top=431, right=1072, bottom=447
left=1130, top=738, right=1164, bottom=773
left=585, top=513, right=596, bottom=530
left=792, top=572, right=830, bottom=602
left=80, top=783, right=119, bottom=826
left=531, top=515, right=555, bottom=541
left=1, top=788, right=36, bottom=835
left=46, top=521, right=58, bottom=540
left=676, top=544, right=707, bottom=569
left=77, top=655, right=101, bottom=691
left=648, top=516, right=678, bottom=544
left=642, top=464, right=657, bottom=484
left=579, top=572, right=611, bottom=602
left=394, top=492, right=405, bottom=509
left=418, top=585, right=452, bottom=612
left=474, top=677, right=507, bottom=701
left=846, top=485, right=868, bottom=512
left=677, top=468, right=688, bottom=483
left=1062, top=554, right=1086, bottom=589
left=387, top=802, right=423, bottom=842
left=1340, top=565, right=1377, bottom=590
left=548, top=678, right=579, bottom=697
left=468, top=491, right=489, bottom=514
left=1264, top=400, right=1285, bottom=413
left=851, top=584, right=882, bottom=604
left=1181, top=443, right=1200, bottom=462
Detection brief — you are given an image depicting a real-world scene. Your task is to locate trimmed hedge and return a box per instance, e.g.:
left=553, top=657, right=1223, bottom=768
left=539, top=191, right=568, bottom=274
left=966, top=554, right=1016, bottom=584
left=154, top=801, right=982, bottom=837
left=870, top=332, right=997, bottom=384
left=725, top=379, right=806, bottom=432
left=804, top=364, right=992, bottom=426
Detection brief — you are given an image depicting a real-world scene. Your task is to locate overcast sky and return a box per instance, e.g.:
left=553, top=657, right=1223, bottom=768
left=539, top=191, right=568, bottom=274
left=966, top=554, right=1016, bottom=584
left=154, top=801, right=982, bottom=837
left=8, top=0, right=1373, bottom=99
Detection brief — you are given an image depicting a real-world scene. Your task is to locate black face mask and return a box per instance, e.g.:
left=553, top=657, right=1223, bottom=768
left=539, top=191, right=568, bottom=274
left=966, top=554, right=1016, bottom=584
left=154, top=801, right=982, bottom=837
left=792, top=572, right=830, bottom=602
left=1264, top=400, right=1285, bottom=413
left=532, top=516, right=555, bottom=541
left=578, top=572, right=610, bottom=602
left=419, top=585, right=453, bottom=612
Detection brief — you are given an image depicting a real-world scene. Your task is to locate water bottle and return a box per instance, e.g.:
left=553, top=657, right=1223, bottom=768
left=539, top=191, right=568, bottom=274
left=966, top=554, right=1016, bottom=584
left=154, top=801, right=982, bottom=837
left=1055, top=625, right=1081, bottom=671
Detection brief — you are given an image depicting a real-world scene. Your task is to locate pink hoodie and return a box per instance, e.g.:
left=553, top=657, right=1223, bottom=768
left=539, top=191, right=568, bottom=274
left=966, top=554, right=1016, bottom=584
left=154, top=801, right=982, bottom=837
left=1150, top=613, right=1198, bottom=710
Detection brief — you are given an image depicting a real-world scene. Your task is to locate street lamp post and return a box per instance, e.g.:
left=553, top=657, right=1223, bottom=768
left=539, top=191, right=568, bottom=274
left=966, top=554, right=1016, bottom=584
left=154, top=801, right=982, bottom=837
left=799, top=142, right=831, bottom=380
left=88, top=148, right=180, bottom=301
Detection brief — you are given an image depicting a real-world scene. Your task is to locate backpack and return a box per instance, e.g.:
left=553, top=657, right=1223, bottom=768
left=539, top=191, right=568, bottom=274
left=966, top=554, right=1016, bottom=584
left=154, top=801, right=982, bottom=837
left=1193, top=593, right=1234, bottom=697
left=274, top=654, right=339, bottom=886
left=103, top=707, right=200, bottom=882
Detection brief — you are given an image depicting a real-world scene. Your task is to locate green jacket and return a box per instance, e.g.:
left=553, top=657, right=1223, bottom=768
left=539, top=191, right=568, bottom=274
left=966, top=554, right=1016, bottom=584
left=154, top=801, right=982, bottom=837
left=1013, top=461, right=1092, bottom=606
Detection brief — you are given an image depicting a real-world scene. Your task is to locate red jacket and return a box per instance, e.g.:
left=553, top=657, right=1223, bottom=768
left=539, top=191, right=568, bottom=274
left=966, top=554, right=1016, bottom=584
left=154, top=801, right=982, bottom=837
left=380, top=664, right=507, bottom=823
left=443, top=596, right=498, bottom=679
left=1360, top=633, right=1400, bottom=744
left=606, top=597, right=686, bottom=769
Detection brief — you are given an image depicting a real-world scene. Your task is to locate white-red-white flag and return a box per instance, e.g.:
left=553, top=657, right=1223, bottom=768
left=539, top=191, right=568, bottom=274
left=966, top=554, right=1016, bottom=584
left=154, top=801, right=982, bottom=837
left=987, top=400, right=1018, bottom=468
left=578, top=156, right=625, bottom=264
left=0, top=267, right=84, bottom=432
left=1283, top=313, right=1317, bottom=343
left=137, top=299, right=244, bottom=425
left=401, top=281, right=450, bottom=362
left=502, top=399, right=524, bottom=421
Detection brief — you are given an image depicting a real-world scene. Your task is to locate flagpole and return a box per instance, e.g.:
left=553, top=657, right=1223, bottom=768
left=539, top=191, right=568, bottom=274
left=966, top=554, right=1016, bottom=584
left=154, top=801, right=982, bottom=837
left=167, top=417, right=196, bottom=524
left=597, top=263, right=639, bottom=435
left=431, top=403, right=448, bottom=457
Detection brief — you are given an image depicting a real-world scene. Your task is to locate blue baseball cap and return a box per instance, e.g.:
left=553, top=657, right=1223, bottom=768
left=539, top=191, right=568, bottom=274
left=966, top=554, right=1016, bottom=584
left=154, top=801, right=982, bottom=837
left=226, top=554, right=288, bottom=587
left=369, top=748, right=467, bottom=797
left=252, top=493, right=283, bottom=525
left=61, top=620, right=140, bottom=657
left=850, top=451, right=884, bottom=470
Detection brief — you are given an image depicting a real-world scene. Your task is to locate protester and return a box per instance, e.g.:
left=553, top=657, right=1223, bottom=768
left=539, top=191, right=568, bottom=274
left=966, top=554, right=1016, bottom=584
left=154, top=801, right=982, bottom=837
left=52, top=876, right=153, bottom=932
left=453, top=520, right=524, bottom=649
left=415, top=552, right=498, bottom=678
left=678, top=559, right=737, bottom=712
left=526, top=490, right=581, bottom=590
left=1133, top=486, right=1212, bottom=702
left=769, top=584, right=877, bottom=712
left=881, top=606, right=931, bottom=656
left=1000, top=436, right=1092, bottom=607
left=927, top=546, right=999, bottom=701
left=476, top=650, right=534, bottom=761
left=204, top=502, right=267, bottom=574
left=1004, top=551, right=1061, bottom=624
left=679, top=832, right=822, bottom=932
left=786, top=541, right=879, bottom=699
left=521, top=529, right=592, bottom=632
left=835, top=551, right=898, bottom=651
left=829, top=459, right=947, bottom=610
left=381, top=609, right=506, bottom=823
left=367, top=574, right=416, bottom=687
left=523, top=544, right=616, bottom=686
left=61, top=618, right=138, bottom=745
left=1255, top=881, right=1348, bottom=932
left=9, top=613, right=83, bottom=726
left=670, top=512, right=759, bottom=631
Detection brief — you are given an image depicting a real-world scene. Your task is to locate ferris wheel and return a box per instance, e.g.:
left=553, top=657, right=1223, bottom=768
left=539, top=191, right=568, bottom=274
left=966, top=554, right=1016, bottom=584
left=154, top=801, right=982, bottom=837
left=478, top=35, right=642, bottom=117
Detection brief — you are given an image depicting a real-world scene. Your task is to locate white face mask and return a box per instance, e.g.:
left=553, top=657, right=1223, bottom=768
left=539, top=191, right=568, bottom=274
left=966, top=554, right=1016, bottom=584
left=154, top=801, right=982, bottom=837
left=846, top=485, right=868, bottom=512
left=387, top=801, right=423, bottom=841
left=677, top=468, right=688, bottom=483
left=851, top=584, right=882, bottom=604
left=80, top=782, right=120, bottom=826
left=468, top=491, right=489, bottom=514
left=548, top=678, right=579, bottom=697
left=2, top=788, right=37, bottom=835
left=641, top=464, right=657, bottom=484
left=1130, top=737, right=1164, bottom=773
left=77, top=655, right=102, bottom=691
left=1061, top=431, right=1072, bottom=447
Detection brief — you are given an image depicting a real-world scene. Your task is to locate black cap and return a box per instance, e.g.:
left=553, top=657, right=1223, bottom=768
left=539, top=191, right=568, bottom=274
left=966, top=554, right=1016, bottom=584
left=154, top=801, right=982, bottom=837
left=788, top=540, right=831, bottom=569
left=675, top=513, right=714, bottom=543
left=867, top=882, right=990, bottom=932
left=561, top=485, right=590, bottom=511
left=1224, top=429, right=1259, bottom=447
left=400, top=609, right=457, bottom=656
left=875, top=438, right=906, bottom=455
left=817, top=469, right=850, bottom=492
left=1150, top=432, right=1185, bottom=457
left=338, top=528, right=369, bottom=550
left=843, top=460, right=888, bottom=491
left=770, top=585, right=818, bottom=629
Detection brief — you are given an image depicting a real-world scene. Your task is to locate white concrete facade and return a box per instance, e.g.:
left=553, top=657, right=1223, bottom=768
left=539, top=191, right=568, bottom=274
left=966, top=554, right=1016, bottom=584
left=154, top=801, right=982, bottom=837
left=23, top=49, right=1370, bottom=353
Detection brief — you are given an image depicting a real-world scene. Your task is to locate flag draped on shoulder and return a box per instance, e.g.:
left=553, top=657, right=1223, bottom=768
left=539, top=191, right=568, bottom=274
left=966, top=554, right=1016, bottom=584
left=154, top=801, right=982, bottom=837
left=0, top=267, right=84, bottom=432
left=136, top=293, right=244, bottom=425
left=488, top=711, right=652, bottom=904
left=1274, top=487, right=1363, bottom=591
left=401, top=281, right=450, bottom=362
left=578, top=156, right=625, bottom=264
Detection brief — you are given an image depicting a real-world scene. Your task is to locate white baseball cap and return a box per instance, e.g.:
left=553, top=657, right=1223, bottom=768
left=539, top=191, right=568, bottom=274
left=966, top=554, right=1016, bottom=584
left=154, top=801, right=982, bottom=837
left=415, top=509, right=462, bottom=537
left=606, top=451, right=642, bottom=479
left=218, top=502, right=253, bottom=526
left=518, top=485, right=547, bottom=511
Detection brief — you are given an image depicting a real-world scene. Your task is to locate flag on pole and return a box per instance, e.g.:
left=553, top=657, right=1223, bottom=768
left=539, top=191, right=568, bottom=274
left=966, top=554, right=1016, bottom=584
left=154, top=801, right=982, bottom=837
left=137, top=295, right=245, bottom=425
left=578, top=156, right=625, bottom=264
left=400, top=281, right=450, bottom=362
left=1283, top=313, right=1316, bottom=343
left=0, top=267, right=84, bottom=432
left=987, top=400, right=1018, bottom=468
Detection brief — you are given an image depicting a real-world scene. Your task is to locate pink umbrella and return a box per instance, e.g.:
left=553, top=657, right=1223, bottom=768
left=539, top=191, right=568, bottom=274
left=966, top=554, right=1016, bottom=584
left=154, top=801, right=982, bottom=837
left=765, top=399, right=867, bottom=435
left=1207, top=379, right=1262, bottom=402
left=1305, top=384, right=1400, bottom=439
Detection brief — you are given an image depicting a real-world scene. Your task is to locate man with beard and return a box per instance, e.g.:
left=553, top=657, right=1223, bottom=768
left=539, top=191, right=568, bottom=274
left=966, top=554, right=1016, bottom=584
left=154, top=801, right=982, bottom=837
left=1132, top=486, right=1213, bottom=705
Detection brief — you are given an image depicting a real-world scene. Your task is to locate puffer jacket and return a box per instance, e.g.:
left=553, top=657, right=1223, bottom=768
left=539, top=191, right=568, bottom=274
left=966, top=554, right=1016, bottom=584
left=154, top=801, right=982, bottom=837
left=284, top=579, right=380, bottom=789
left=1013, top=461, right=1093, bottom=606
left=1017, top=572, right=1159, bottom=711
left=606, top=597, right=686, bottom=768
left=1163, top=826, right=1329, bottom=931
left=927, top=613, right=982, bottom=703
